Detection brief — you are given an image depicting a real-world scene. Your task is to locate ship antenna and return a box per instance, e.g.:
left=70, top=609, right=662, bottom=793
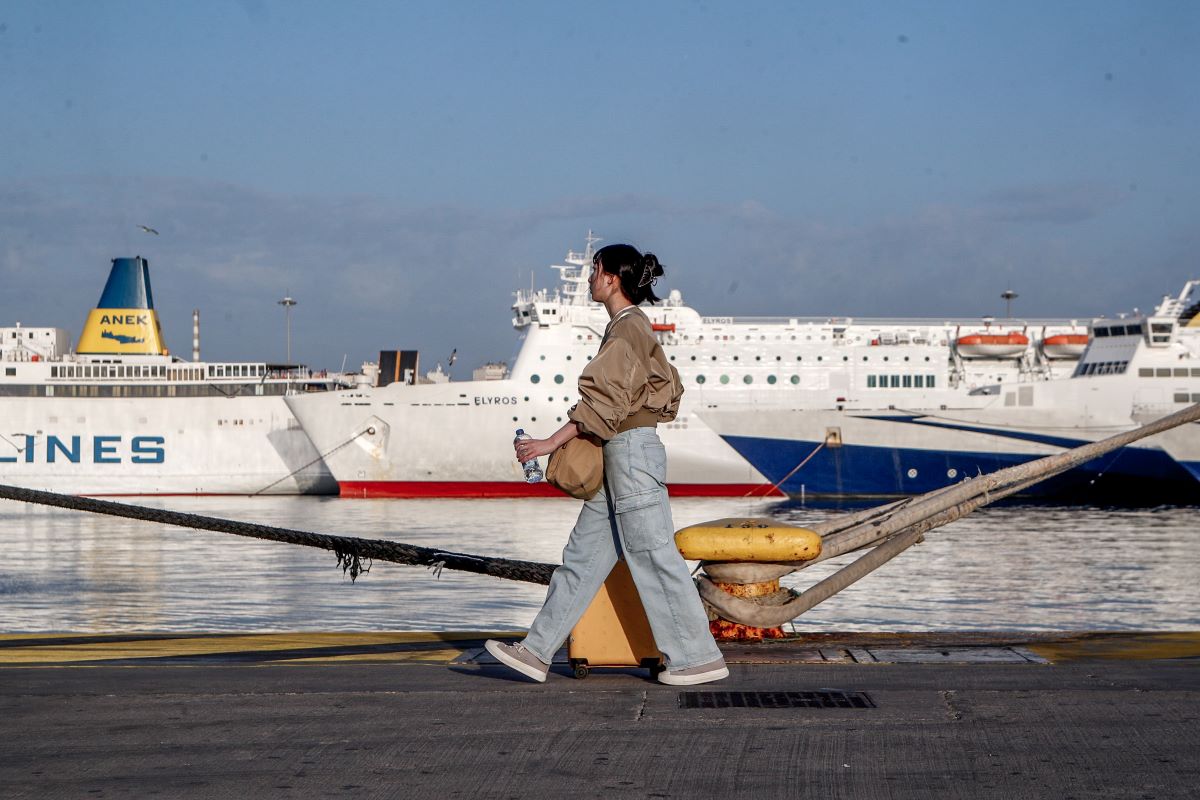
left=585, top=230, right=601, bottom=261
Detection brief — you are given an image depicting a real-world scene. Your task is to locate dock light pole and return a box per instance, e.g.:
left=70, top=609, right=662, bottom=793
left=278, top=294, right=297, bottom=367
left=1001, top=289, right=1018, bottom=319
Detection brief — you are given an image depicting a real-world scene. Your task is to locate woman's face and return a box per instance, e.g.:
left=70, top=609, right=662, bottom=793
left=589, top=260, right=616, bottom=302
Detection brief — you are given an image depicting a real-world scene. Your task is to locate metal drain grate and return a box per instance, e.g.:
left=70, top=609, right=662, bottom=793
left=679, top=690, right=875, bottom=709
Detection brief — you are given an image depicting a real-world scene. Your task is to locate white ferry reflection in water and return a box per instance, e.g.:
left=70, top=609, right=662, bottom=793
left=0, top=256, right=351, bottom=495
left=287, top=232, right=1099, bottom=500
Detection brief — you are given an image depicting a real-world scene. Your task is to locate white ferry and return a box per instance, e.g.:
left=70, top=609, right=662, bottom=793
left=701, top=281, right=1200, bottom=502
left=0, top=256, right=350, bottom=495
left=285, top=234, right=1088, bottom=498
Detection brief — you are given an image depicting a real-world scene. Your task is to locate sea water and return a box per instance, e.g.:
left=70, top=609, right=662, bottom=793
left=0, top=496, right=1196, bottom=633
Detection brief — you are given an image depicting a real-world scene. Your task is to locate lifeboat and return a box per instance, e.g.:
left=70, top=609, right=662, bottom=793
left=1042, top=333, right=1089, bottom=359
left=955, top=331, right=1029, bottom=359
left=651, top=323, right=676, bottom=333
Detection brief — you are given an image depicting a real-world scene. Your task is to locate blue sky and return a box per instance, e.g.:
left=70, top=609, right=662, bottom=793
left=2, top=1, right=1198, bottom=374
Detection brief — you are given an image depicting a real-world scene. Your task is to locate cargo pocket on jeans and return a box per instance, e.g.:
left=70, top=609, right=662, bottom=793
left=613, top=487, right=671, bottom=552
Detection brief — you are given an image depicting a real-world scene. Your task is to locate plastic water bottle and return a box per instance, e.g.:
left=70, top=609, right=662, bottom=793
left=514, top=429, right=543, bottom=483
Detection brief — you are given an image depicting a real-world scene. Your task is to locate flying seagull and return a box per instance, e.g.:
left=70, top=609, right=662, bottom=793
left=138, top=225, right=159, bottom=235
left=448, top=348, right=457, bottom=367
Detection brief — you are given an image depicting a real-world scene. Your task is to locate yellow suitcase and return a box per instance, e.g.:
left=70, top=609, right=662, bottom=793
left=567, top=560, right=664, bottom=679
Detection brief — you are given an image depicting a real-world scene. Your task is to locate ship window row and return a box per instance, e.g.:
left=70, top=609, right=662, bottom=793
left=1175, top=393, right=1200, bottom=403
left=866, top=374, right=938, bottom=389
left=1078, top=361, right=1129, bottom=376
left=0, top=384, right=290, bottom=398
left=1093, top=324, right=1144, bottom=338
left=1138, top=367, right=1200, bottom=378
left=695, top=375, right=802, bottom=385
left=673, top=354, right=932, bottom=363
left=48, top=364, right=268, bottom=380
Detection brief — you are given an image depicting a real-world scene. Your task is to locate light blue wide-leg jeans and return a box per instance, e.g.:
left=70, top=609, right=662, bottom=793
left=521, top=427, right=723, bottom=670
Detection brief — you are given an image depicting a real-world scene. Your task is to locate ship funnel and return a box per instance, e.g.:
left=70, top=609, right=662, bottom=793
left=76, top=256, right=169, bottom=356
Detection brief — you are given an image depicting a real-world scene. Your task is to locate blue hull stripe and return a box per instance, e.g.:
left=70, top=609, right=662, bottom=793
left=859, top=414, right=1089, bottom=450
left=722, top=435, right=1200, bottom=501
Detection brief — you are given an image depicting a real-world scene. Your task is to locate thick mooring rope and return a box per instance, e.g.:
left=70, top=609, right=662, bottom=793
left=0, top=484, right=557, bottom=585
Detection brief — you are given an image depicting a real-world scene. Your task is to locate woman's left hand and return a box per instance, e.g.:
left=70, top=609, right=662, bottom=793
left=515, top=437, right=556, bottom=462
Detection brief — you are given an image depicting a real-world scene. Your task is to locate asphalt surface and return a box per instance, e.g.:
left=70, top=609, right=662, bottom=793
left=1, top=632, right=1197, bottom=799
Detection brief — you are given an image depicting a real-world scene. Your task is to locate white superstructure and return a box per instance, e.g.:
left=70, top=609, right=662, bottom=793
left=286, top=233, right=1090, bottom=498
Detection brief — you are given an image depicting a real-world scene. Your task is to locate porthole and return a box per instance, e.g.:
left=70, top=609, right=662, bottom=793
left=554, top=375, right=564, bottom=384
left=691, top=356, right=697, bottom=361
left=711, top=356, right=717, bottom=361
left=755, top=356, right=761, bottom=361
left=696, top=375, right=706, bottom=384
left=843, top=356, right=849, bottom=362
left=531, top=375, right=541, bottom=384
left=790, top=375, right=800, bottom=385
left=733, top=356, right=739, bottom=361
left=775, top=356, right=781, bottom=361
left=566, top=355, right=572, bottom=360
left=720, top=375, right=730, bottom=384
left=539, top=355, right=545, bottom=360
left=947, top=468, right=958, bottom=478
left=906, top=468, right=918, bottom=479
left=524, top=396, right=530, bottom=401
left=767, top=375, right=777, bottom=384
left=743, top=375, right=753, bottom=384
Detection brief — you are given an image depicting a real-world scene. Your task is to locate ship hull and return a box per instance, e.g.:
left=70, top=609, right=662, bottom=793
left=701, top=385, right=1200, bottom=504
left=0, top=395, right=337, bottom=496
left=284, top=380, right=775, bottom=498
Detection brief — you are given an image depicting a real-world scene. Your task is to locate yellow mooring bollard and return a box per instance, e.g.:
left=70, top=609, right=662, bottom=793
left=675, top=518, right=822, bottom=642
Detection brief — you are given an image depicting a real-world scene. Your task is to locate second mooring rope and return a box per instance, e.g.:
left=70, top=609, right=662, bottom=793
left=0, top=483, right=557, bottom=585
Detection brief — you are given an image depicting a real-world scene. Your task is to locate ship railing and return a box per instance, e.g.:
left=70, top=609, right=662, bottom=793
left=699, top=315, right=1086, bottom=328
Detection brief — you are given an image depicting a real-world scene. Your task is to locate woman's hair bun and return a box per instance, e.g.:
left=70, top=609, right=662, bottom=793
left=638, top=253, right=664, bottom=287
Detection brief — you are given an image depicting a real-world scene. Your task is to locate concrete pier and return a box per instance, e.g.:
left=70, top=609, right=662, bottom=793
left=1, top=631, right=1197, bottom=798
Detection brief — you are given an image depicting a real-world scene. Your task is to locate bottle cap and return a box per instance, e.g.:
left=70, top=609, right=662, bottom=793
left=515, top=428, right=525, bottom=435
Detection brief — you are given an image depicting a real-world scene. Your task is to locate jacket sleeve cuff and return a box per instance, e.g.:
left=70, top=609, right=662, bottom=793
left=568, top=401, right=616, bottom=441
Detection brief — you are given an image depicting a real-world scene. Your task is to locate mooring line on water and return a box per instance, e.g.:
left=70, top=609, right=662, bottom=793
left=251, top=425, right=376, bottom=497
left=744, top=440, right=826, bottom=498
left=0, top=483, right=557, bottom=585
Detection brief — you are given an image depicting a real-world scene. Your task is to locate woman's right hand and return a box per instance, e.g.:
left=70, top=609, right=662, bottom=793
left=514, top=437, right=556, bottom=463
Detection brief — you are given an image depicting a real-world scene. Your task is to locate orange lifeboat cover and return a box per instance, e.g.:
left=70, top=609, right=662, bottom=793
left=1043, top=334, right=1089, bottom=346
left=956, top=332, right=1030, bottom=346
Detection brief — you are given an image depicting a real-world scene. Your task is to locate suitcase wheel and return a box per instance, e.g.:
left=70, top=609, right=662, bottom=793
left=570, top=658, right=589, bottom=679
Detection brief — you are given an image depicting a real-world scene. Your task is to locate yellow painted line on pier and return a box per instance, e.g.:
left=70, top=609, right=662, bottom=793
left=1025, top=632, right=1200, bottom=663
left=0, top=632, right=499, bottom=666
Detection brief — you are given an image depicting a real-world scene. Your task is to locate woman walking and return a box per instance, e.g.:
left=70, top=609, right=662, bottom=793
left=485, top=244, right=728, bottom=685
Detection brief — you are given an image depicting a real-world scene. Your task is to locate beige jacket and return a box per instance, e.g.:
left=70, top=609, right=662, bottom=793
left=568, top=306, right=684, bottom=440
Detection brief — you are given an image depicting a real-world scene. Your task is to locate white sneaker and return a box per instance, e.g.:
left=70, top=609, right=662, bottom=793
left=484, top=640, right=550, bottom=683
left=658, top=658, right=729, bottom=686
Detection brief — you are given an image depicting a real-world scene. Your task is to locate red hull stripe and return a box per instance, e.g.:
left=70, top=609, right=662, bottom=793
left=337, top=481, right=783, bottom=499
